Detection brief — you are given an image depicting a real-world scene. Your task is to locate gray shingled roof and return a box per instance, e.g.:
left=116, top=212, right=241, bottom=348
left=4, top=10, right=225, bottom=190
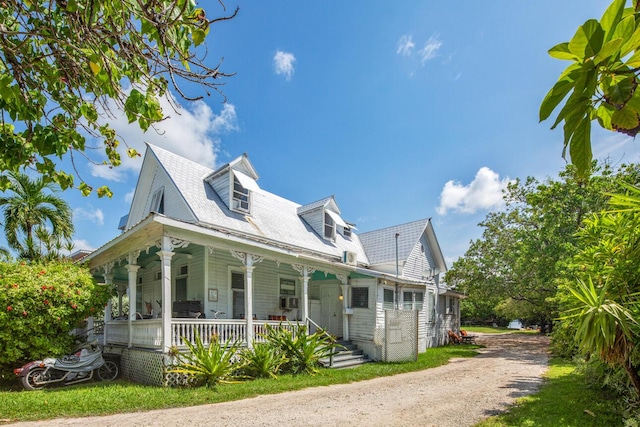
left=149, top=145, right=369, bottom=263
left=358, top=219, right=430, bottom=265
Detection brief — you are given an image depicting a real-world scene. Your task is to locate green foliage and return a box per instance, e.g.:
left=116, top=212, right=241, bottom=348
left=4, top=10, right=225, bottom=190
left=0, top=172, right=73, bottom=261
left=560, top=182, right=640, bottom=396
left=261, top=324, right=339, bottom=375
left=477, top=359, right=622, bottom=427
left=239, top=342, right=287, bottom=379
left=0, top=1, right=237, bottom=195
left=0, top=345, right=478, bottom=422
left=168, top=331, right=245, bottom=388
left=0, top=261, right=111, bottom=375
left=541, top=0, right=640, bottom=177
left=562, top=278, right=637, bottom=365
left=447, top=163, right=639, bottom=329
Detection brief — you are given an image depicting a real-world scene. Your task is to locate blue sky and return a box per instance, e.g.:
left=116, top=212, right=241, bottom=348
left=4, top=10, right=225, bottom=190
left=49, top=0, right=640, bottom=267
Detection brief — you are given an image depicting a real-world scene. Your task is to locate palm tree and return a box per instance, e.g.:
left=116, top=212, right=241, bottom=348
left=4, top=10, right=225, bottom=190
left=0, top=172, right=73, bottom=261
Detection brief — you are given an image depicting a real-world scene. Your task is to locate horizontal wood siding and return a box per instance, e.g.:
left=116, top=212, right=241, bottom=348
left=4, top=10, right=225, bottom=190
left=402, top=235, right=436, bottom=280
left=299, top=208, right=323, bottom=239
left=206, top=249, right=302, bottom=321
left=348, top=279, right=376, bottom=340
left=208, top=173, right=230, bottom=210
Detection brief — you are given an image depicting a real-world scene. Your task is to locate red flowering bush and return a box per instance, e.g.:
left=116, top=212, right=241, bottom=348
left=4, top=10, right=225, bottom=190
left=0, top=261, right=111, bottom=376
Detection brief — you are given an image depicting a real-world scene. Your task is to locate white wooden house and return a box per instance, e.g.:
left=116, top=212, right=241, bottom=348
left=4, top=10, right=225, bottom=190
left=85, top=144, right=464, bottom=385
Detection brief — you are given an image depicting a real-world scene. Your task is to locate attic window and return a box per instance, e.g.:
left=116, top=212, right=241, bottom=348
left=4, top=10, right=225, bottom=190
left=232, top=176, right=250, bottom=213
left=324, top=212, right=335, bottom=239
left=342, top=226, right=352, bottom=238
left=149, top=187, right=164, bottom=214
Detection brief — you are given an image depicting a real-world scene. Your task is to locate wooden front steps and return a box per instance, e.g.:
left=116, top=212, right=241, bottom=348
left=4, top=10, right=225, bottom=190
left=321, top=340, right=370, bottom=369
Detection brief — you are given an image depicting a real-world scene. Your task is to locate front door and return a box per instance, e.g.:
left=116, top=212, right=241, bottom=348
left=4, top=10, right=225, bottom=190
left=320, top=286, right=342, bottom=337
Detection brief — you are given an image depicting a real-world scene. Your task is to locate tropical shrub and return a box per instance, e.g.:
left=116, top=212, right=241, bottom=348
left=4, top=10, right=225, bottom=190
left=168, top=331, right=245, bottom=387
left=239, top=342, right=288, bottom=379
left=0, top=261, right=111, bottom=376
left=262, top=324, right=339, bottom=375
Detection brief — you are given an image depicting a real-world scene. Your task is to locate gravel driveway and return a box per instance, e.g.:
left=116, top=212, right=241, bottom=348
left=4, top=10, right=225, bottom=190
left=11, top=333, right=549, bottom=427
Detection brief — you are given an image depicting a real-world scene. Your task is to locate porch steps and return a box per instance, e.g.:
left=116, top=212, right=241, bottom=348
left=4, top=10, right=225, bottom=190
left=320, top=340, right=370, bottom=369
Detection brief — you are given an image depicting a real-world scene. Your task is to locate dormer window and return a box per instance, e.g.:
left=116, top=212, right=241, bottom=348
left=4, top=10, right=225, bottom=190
left=324, top=211, right=335, bottom=239
left=149, top=187, right=164, bottom=214
left=342, top=226, right=352, bottom=238
left=232, top=176, right=250, bottom=213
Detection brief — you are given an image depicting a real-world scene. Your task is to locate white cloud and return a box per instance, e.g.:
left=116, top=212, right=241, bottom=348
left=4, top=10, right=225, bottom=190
left=437, top=167, right=512, bottom=215
left=89, top=94, right=238, bottom=182
left=273, top=50, right=296, bottom=80
left=419, top=34, right=442, bottom=64
left=396, top=35, right=415, bottom=56
left=73, top=207, right=105, bottom=226
left=71, top=239, right=96, bottom=252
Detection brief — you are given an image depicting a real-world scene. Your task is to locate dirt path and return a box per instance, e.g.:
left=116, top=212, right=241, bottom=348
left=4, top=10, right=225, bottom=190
left=12, top=333, right=549, bottom=427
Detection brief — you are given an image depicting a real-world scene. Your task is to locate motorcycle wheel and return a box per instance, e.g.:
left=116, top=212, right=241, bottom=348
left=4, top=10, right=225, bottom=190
left=21, top=367, right=48, bottom=391
left=97, top=360, right=119, bottom=381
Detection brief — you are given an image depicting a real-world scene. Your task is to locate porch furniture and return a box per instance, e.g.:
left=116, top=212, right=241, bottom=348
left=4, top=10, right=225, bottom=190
left=448, top=330, right=463, bottom=344
left=172, top=301, right=203, bottom=318
left=460, top=329, right=477, bottom=344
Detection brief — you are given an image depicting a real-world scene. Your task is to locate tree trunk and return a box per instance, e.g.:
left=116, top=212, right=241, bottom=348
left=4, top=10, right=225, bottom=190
left=623, top=359, right=640, bottom=396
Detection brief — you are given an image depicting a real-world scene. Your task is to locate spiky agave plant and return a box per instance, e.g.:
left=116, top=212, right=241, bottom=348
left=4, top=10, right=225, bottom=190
left=168, top=330, right=246, bottom=387
left=262, top=323, right=341, bottom=375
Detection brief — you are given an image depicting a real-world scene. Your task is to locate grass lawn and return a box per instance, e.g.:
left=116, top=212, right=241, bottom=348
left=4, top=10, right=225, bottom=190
left=475, top=358, right=622, bottom=427
left=0, top=345, right=480, bottom=422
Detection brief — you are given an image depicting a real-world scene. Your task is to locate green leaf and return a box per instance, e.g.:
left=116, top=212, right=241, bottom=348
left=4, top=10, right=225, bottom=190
left=620, top=22, right=640, bottom=56
left=192, top=29, right=206, bottom=46
left=89, top=61, right=101, bottom=76
left=611, top=105, right=640, bottom=130
left=603, top=75, right=636, bottom=105
left=596, top=103, right=615, bottom=130
left=540, top=78, right=575, bottom=122
left=625, top=50, right=640, bottom=70
left=593, top=37, right=623, bottom=65
left=548, top=42, right=578, bottom=61
left=78, top=182, right=92, bottom=197
left=96, top=186, right=113, bottom=198
left=600, top=0, right=626, bottom=42
left=568, top=116, right=592, bottom=178
left=568, top=19, right=604, bottom=59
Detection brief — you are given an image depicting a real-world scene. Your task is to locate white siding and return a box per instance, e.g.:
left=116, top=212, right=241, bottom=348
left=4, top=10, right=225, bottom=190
left=348, top=279, right=376, bottom=340
left=402, top=234, right=436, bottom=280
left=207, top=173, right=231, bottom=210
left=299, top=208, right=324, bottom=239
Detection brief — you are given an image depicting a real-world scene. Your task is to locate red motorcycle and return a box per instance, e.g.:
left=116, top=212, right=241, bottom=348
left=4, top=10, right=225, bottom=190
left=14, top=340, right=120, bottom=390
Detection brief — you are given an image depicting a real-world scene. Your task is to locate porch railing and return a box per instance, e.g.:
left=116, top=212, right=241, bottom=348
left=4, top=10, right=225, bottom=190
left=170, top=319, right=301, bottom=347
left=104, top=318, right=302, bottom=349
left=104, top=319, right=162, bottom=348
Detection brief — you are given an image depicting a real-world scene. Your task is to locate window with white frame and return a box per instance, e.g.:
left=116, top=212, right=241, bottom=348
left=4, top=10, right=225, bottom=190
left=403, top=291, right=424, bottom=310
left=323, top=211, right=335, bottom=239
left=149, top=187, right=164, bottom=214
left=232, top=176, right=250, bottom=213
left=446, top=296, right=455, bottom=314
left=383, top=288, right=395, bottom=310
left=427, top=290, right=436, bottom=322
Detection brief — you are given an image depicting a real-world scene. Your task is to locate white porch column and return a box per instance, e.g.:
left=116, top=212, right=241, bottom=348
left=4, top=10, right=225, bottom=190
left=245, top=260, right=255, bottom=348
left=292, top=264, right=315, bottom=324
left=158, top=248, right=175, bottom=351
left=126, top=263, right=140, bottom=348
left=231, top=251, right=264, bottom=349
left=338, top=275, right=350, bottom=341
left=102, top=269, right=114, bottom=346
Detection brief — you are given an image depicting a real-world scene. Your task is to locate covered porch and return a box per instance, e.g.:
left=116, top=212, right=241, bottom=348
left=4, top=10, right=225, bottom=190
left=88, top=215, right=355, bottom=351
